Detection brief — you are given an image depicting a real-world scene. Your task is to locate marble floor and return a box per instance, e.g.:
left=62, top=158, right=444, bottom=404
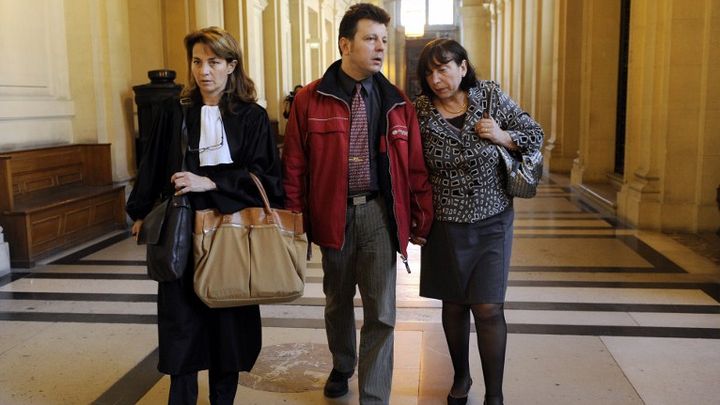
left=1, top=176, right=719, bottom=405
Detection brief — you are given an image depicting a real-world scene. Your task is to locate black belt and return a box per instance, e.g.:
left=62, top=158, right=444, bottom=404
left=348, top=191, right=378, bottom=206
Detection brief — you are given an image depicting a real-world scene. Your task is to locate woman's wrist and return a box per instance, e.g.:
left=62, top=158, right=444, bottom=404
left=501, top=131, right=519, bottom=151
left=206, top=178, right=217, bottom=191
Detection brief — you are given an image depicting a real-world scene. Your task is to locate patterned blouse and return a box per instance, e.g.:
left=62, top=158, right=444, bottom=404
left=414, top=80, right=544, bottom=223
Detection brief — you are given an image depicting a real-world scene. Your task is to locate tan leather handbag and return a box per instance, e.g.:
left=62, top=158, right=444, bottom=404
left=193, top=173, right=307, bottom=308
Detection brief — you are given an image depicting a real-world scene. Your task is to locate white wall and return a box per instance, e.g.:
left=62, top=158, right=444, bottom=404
left=0, top=0, right=75, bottom=150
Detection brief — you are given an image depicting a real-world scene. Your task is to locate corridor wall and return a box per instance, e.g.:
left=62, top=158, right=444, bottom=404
left=487, top=0, right=720, bottom=232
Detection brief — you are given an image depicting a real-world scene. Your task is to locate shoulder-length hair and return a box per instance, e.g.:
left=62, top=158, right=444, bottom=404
left=416, top=38, right=479, bottom=98
left=181, top=27, right=256, bottom=111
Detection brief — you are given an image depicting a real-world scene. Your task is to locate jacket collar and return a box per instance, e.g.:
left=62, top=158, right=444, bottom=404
left=467, top=84, right=484, bottom=112
left=317, top=60, right=405, bottom=111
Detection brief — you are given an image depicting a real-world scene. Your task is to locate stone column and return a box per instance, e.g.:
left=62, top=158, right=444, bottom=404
left=260, top=0, right=294, bottom=133
left=460, top=0, right=492, bottom=80
left=195, top=0, right=224, bottom=27
left=549, top=0, right=581, bottom=174
left=570, top=0, right=620, bottom=185
left=510, top=0, right=524, bottom=102
left=71, top=0, right=139, bottom=184
left=616, top=1, right=666, bottom=229
left=617, top=0, right=720, bottom=232
left=263, top=0, right=283, bottom=120
left=246, top=0, right=270, bottom=107
left=535, top=0, right=556, bottom=177
left=223, top=0, right=247, bottom=73
left=520, top=0, right=536, bottom=114
left=501, top=0, right=512, bottom=89
left=304, top=1, right=323, bottom=83
left=164, top=3, right=193, bottom=79
left=288, top=0, right=306, bottom=87
left=278, top=0, right=294, bottom=132
left=382, top=0, right=400, bottom=86
left=320, top=0, right=335, bottom=68
left=488, top=1, right=498, bottom=80
left=492, top=0, right=504, bottom=83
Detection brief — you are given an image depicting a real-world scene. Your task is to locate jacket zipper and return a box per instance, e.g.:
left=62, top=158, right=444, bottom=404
left=318, top=89, right=412, bottom=273
left=384, top=101, right=412, bottom=274
left=316, top=89, right=351, bottom=251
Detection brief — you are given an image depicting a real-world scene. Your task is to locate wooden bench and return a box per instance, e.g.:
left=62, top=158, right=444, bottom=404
left=0, top=144, right=126, bottom=267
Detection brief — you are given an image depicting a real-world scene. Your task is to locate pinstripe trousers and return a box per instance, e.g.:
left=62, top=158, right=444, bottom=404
left=320, top=197, right=397, bottom=405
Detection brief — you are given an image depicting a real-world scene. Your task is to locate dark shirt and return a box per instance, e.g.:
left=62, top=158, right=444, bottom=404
left=446, top=113, right=466, bottom=130
left=337, top=68, right=380, bottom=194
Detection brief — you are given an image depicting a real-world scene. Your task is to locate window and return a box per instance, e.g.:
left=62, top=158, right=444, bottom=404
left=401, top=0, right=456, bottom=29
left=428, top=0, right=454, bottom=25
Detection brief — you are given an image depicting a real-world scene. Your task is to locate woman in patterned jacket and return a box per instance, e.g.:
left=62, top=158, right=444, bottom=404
left=414, top=39, right=543, bottom=405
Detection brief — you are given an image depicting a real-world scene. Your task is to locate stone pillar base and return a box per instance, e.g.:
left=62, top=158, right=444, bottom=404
left=570, top=156, right=584, bottom=186
left=0, top=227, right=9, bottom=275
left=617, top=173, right=661, bottom=230
left=0, top=241, right=9, bottom=276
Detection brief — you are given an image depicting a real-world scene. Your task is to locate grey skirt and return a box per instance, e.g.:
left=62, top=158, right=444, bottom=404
left=420, top=208, right=514, bottom=304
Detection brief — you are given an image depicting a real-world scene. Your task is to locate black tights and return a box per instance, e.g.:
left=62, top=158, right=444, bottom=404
left=442, top=301, right=506, bottom=402
left=168, top=370, right=239, bottom=405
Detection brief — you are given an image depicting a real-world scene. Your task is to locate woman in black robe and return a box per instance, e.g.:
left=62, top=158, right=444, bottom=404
left=126, top=27, right=283, bottom=405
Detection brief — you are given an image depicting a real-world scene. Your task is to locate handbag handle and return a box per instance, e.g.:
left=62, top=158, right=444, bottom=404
left=484, top=83, right=495, bottom=120
left=249, top=173, right=281, bottom=224
left=485, top=83, right=513, bottom=159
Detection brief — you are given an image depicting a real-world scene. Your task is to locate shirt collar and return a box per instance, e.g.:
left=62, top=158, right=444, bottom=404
left=338, top=67, right=374, bottom=97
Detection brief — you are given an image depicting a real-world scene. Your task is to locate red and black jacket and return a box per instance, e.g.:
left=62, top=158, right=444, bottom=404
left=283, top=61, right=433, bottom=259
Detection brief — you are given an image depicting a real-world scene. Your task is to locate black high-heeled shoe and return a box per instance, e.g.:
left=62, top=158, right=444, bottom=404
left=447, top=394, right=468, bottom=405
left=448, top=394, right=467, bottom=405
left=446, top=378, right=472, bottom=405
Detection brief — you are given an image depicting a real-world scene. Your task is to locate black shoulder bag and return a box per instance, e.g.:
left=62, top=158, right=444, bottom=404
left=137, top=100, right=193, bottom=281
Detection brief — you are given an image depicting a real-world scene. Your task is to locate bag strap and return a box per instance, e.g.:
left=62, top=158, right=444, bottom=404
left=484, top=83, right=495, bottom=120
left=249, top=173, right=279, bottom=223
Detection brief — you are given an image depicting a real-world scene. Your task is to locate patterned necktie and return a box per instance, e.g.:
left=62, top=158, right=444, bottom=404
left=348, top=82, right=371, bottom=193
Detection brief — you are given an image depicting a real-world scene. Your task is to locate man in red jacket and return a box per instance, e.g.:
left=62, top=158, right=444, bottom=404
left=282, top=3, right=433, bottom=404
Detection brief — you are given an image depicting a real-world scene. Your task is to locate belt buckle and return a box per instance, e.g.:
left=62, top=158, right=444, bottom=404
left=351, top=195, right=367, bottom=205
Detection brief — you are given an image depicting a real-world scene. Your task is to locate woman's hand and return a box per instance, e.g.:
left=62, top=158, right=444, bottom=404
left=475, top=114, right=518, bottom=151
left=131, top=219, right=144, bottom=241
left=171, top=171, right=217, bottom=195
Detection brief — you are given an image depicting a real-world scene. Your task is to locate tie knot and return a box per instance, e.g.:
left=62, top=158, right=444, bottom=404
left=355, top=82, right=363, bottom=95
